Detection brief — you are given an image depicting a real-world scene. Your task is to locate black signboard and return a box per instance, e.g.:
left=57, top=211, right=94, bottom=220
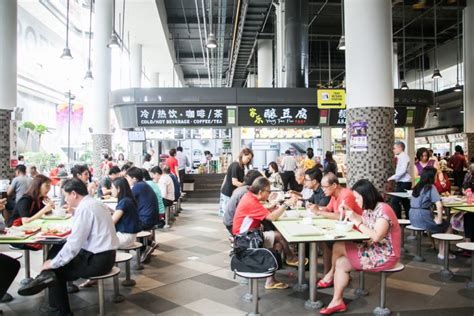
left=137, top=106, right=227, bottom=127
left=328, top=106, right=423, bottom=127
left=238, top=106, right=319, bottom=126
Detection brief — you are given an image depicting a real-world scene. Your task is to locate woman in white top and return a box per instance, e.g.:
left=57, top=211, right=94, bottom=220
left=267, top=162, right=284, bottom=190
left=150, top=166, right=175, bottom=207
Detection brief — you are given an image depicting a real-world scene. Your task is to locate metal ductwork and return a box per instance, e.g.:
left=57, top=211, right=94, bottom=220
left=285, top=0, right=309, bottom=88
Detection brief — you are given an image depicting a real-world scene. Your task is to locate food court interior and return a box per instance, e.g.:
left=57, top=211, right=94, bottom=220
left=1, top=0, right=474, bottom=315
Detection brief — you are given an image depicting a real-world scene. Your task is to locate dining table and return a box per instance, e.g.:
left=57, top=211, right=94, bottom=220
left=273, top=217, right=369, bottom=310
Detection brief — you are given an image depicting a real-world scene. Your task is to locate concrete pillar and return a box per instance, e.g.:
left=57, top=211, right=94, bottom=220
left=130, top=43, right=143, bottom=88
left=91, top=0, right=113, bottom=177
left=321, top=127, right=332, bottom=158
left=0, top=0, right=17, bottom=178
left=246, top=74, right=257, bottom=87
left=258, top=39, right=273, bottom=87
left=151, top=72, right=160, bottom=87
left=464, top=1, right=474, bottom=158
left=345, top=0, right=394, bottom=192
left=231, top=127, right=241, bottom=162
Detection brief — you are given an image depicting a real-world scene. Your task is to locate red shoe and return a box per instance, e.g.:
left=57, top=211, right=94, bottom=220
left=316, top=278, right=334, bottom=289
left=320, top=302, right=347, bottom=315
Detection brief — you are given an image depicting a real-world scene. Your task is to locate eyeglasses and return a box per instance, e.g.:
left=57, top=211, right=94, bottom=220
left=321, top=184, right=334, bottom=189
left=262, top=189, right=271, bottom=193
left=304, top=178, right=314, bottom=182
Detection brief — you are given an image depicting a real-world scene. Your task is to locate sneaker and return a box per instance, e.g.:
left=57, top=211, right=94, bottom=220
left=141, top=243, right=156, bottom=263
left=18, top=270, right=57, bottom=296
left=437, top=253, right=456, bottom=260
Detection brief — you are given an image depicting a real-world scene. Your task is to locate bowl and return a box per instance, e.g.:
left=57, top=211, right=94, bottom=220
left=334, top=221, right=353, bottom=232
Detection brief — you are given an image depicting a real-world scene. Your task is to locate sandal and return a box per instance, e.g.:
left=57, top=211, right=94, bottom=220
left=286, top=258, right=309, bottom=267
left=79, top=279, right=97, bottom=288
left=265, top=282, right=289, bottom=290
left=317, top=278, right=334, bottom=289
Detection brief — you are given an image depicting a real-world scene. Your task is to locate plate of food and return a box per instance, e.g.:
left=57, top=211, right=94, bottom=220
left=41, top=226, right=72, bottom=238
left=0, top=226, right=41, bottom=240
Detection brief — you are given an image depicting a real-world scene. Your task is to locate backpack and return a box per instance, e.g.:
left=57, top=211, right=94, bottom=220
left=230, top=248, right=281, bottom=274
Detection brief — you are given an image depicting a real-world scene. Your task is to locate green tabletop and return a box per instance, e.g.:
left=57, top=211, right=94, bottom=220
left=450, top=205, right=474, bottom=213
left=0, top=217, right=73, bottom=244
left=273, top=218, right=369, bottom=243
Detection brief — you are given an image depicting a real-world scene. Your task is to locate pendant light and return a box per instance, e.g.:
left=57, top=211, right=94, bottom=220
left=337, top=0, right=345, bottom=50
left=84, top=0, right=94, bottom=80
left=432, top=0, right=442, bottom=79
left=400, top=1, right=409, bottom=90
left=107, top=0, right=120, bottom=49
left=206, top=0, right=217, bottom=49
left=60, top=0, right=73, bottom=59
left=433, top=111, right=438, bottom=118
left=454, top=0, right=462, bottom=92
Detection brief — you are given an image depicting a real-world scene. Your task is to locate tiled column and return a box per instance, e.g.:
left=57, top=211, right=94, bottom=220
left=464, top=2, right=474, bottom=158
left=91, top=0, right=112, bottom=176
left=0, top=1, right=17, bottom=178
left=345, top=0, right=394, bottom=192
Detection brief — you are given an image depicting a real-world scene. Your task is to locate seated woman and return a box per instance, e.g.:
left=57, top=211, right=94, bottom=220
left=267, top=162, right=284, bottom=191
left=409, top=166, right=452, bottom=260
left=7, top=175, right=55, bottom=227
left=319, top=179, right=400, bottom=315
left=434, top=166, right=451, bottom=196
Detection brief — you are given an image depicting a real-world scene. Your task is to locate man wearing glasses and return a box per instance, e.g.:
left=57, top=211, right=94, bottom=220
left=304, top=167, right=330, bottom=207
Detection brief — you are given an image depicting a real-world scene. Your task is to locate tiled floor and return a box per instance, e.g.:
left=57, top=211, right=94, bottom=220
left=1, top=202, right=474, bottom=315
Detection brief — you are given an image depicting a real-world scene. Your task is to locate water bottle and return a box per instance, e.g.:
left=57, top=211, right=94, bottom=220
left=466, top=188, right=473, bottom=205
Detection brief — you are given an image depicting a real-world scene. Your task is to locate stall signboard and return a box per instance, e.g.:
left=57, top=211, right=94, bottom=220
left=137, top=106, right=227, bottom=127
left=317, top=89, right=346, bottom=109
left=329, top=106, right=417, bottom=127
left=238, top=106, right=319, bottom=126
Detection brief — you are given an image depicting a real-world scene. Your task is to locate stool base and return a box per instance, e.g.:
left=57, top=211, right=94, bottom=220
left=242, top=292, right=253, bottom=303
left=439, top=269, right=454, bottom=280
left=373, top=306, right=391, bottom=316
left=122, top=279, right=136, bottom=287
left=465, top=281, right=474, bottom=290
left=112, top=294, right=125, bottom=303
left=355, top=288, right=369, bottom=296
left=304, top=299, right=323, bottom=310
left=413, top=255, right=425, bottom=262
left=292, top=283, right=308, bottom=292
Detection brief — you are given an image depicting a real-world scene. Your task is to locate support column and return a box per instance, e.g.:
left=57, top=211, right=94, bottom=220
left=274, top=0, right=285, bottom=87
left=463, top=1, right=474, bottom=158
left=150, top=72, right=160, bottom=87
left=232, top=127, right=241, bottom=162
left=91, top=0, right=113, bottom=177
left=321, top=127, right=332, bottom=158
left=284, top=0, right=308, bottom=88
left=0, top=0, right=17, bottom=178
left=345, top=0, right=394, bottom=192
left=246, top=74, right=257, bottom=87
left=258, top=39, right=273, bottom=87
left=130, top=43, right=143, bottom=88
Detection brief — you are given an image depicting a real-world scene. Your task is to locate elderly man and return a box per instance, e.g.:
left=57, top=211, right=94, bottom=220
left=290, top=167, right=314, bottom=200
left=18, top=178, right=119, bottom=315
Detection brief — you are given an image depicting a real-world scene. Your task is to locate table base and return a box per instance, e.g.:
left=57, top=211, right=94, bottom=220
left=304, top=299, right=323, bottom=310
left=373, top=306, right=391, bottom=316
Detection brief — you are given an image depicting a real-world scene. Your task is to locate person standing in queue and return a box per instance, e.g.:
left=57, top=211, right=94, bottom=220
left=448, top=145, right=468, bottom=194
left=219, top=148, right=254, bottom=217
left=176, top=146, right=190, bottom=190
left=388, top=141, right=412, bottom=219
left=166, top=149, right=180, bottom=182
left=307, top=173, right=363, bottom=280
left=280, top=150, right=297, bottom=191
left=18, top=178, right=119, bottom=316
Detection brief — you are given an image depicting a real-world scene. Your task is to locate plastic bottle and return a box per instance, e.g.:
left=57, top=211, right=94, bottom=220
left=466, top=188, right=473, bottom=205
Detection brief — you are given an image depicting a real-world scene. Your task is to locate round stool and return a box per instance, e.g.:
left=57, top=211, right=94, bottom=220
left=398, top=219, right=410, bottom=254
left=456, top=242, right=474, bottom=290
left=432, top=233, right=463, bottom=279
left=234, top=271, right=275, bottom=316
left=137, top=231, right=151, bottom=239
left=9, top=246, right=32, bottom=285
left=119, top=242, right=143, bottom=270
left=406, top=225, right=425, bottom=262
left=112, top=252, right=133, bottom=302
left=89, top=267, right=121, bottom=316
left=116, top=251, right=135, bottom=287
left=373, top=263, right=405, bottom=316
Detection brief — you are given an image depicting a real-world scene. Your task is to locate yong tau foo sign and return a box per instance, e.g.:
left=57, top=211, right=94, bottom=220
left=137, top=106, right=227, bottom=127
left=238, top=106, right=320, bottom=126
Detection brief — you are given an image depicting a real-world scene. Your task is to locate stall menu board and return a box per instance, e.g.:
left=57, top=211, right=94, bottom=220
left=328, top=107, right=416, bottom=127
left=238, top=106, right=319, bottom=126
left=137, top=106, right=227, bottom=127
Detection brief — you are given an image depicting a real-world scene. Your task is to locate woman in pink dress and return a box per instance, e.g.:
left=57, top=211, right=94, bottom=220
left=320, top=179, right=401, bottom=315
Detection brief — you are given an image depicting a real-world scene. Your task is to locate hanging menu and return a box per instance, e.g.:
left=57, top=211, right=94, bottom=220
left=238, top=106, right=319, bottom=126
left=328, top=107, right=418, bottom=127
left=137, top=106, right=227, bottom=127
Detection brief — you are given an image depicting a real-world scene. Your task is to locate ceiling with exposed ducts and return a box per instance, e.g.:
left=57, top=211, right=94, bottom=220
left=159, top=0, right=466, bottom=88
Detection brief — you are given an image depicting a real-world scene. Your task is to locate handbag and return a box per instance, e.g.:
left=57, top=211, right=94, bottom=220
left=233, top=229, right=264, bottom=254
left=450, top=211, right=464, bottom=232
left=230, top=248, right=281, bottom=274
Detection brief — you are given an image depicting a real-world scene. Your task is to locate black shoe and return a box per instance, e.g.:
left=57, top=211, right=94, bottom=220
left=18, top=270, right=57, bottom=296
left=0, top=293, right=13, bottom=303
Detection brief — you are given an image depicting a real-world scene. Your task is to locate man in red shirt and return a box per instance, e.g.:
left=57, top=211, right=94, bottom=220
left=233, top=177, right=299, bottom=289
left=448, top=145, right=467, bottom=194
left=166, top=149, right=180, bottom=182
left=307, top=172, right=363, bottom=283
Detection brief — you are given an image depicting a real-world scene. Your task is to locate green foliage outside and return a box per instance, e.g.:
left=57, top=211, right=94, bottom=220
left=21, top=152, right=60, bottom=173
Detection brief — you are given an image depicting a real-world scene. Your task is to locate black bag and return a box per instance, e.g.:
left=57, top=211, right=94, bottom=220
left=230, top=248, right=281, bottom=274
left=233, top=229, right=264, bottom=254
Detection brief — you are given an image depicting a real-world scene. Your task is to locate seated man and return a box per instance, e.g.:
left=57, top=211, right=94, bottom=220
left=304, top=167, right=330, bottom=207
left=18, top=178, right=119, bottom=315
left=223, top=170, right=264, bottom=234
left=98, top=166, right=121, bottom=198
left=232, top=177, right=300, bottom=289
left=308, top=172, right=363, bottom=282
left=289, top=167, right=313, bottom=200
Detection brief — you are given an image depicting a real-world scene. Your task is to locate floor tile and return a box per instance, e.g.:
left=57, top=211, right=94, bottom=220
left=184, top=246, right=221, bottom=256
left=191, top=273, right=240, bottom=290
left=184, top=298, right=246, bottom=316
left=127, top=291, right=180, bottom=314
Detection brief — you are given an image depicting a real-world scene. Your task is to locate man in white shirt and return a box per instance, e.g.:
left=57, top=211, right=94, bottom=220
left=18, top=178, right=119, bottom=315
left=176, top=146, right=190, bottom=190
left=388, top=141, right=412, bottom=219
left=280, top=150, right=298, bottom=191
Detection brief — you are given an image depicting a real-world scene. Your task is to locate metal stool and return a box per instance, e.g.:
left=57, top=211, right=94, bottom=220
left=89, top=267, right=121, bottom=316
left=398, top=219, right=410, bottom=254
left=234, top=271, right=275, bottom=316
left=119, top=242, right=143, bottom=270
left=456, top=242, right=474, bottom=290
left=373, top=263, right=405, bottom=316
left=406, top=225, right=425, bottom=262
left=9, top=246, right=32, bottom=285
left=355, top=271, right=369, bottom=296
left=164, top=206, right=171, bottom=229
left=113, top=252, right=133, bottom=302
left=432, top=233, right=463, bottom=279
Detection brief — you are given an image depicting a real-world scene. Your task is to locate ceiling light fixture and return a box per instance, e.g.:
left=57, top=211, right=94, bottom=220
left=435, top=104, right=440, bottom=110
left=432, top=1, right=442, bottom=79
left=454, top=83, right=462, bottom=92
left=338, top=1, right=345, bottom=50
left=107, top=0, right=120, bottom=49
left=206, top=0, right=217, bottom=49
left=433, top=111, right=438, bottom=118
left=401, top=81, right=409, bottom=90
left=60, top=0, right=73, bottom=59
left=84, top=0, right=94, bottom=80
